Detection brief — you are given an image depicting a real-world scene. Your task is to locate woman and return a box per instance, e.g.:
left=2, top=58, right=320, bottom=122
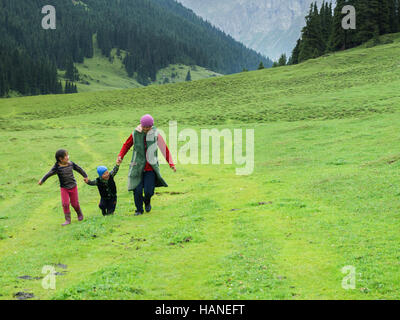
left=117, top=114, right=176, bottom=216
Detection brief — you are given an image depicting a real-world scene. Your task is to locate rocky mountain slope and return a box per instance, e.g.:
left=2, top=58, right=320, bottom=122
left=178, top=0, right=326, bottom=60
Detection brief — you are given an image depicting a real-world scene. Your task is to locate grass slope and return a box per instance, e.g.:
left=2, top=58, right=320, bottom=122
left=71, top=35, right=220, bottom=93
left=74, top=44, right=141, bottom=93
left=0, top=34, right=400, bottom=300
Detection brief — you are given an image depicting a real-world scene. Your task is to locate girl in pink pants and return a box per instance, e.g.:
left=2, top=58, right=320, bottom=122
left=60, top=186, right=81, bottom=216
left=39, top=149, right=88, bottom=226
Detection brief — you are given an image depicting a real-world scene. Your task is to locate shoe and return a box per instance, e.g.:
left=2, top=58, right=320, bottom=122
left=134, top=211, right=143, bottom=216
left=145, top=203, right=151, bottom=213
left=76, top=208, right=84, bottom=221
left=62, top=213, right=71, bottom=226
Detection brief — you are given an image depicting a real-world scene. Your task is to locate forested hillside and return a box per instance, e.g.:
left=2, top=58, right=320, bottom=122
left=0, top=0, right=272, bottom=97
left=289, top=0, right=400, bottom=64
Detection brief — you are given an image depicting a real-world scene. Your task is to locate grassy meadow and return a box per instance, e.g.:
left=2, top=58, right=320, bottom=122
left=0, top=33, right=400, bottom=300
left=71, top=35, right=220, bottom=93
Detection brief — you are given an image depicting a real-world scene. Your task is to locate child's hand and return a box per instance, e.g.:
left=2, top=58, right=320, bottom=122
left=38, top=180, right=43, bottom=185
left=117, top=157, right=122, bottom=165
left=84, top=177, right=89, bottom=184
left=171, top=165, right=176, bottom=172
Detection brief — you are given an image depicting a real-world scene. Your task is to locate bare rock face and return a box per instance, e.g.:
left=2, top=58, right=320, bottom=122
left=177, top=0, right=325, bottom=60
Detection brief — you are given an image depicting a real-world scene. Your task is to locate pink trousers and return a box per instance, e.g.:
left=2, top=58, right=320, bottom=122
left=60, top=186, right=81, bottom=214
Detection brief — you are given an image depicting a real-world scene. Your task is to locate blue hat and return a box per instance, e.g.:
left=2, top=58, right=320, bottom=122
left=97, top=166, right=108, bottom=177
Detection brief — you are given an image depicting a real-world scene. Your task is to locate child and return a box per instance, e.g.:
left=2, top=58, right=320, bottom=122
left=85, top=163, right=120, bottom=216
left=38, top=149, right=88, bottom=226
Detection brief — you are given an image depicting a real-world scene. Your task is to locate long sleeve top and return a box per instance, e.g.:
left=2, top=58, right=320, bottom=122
left=87, top=165, right=120, bottom=186
left=41, top=161, right=88, bottom=189
left=118, top=131, right=175, bottom=171
left=87, top=165, right=120, bottom=199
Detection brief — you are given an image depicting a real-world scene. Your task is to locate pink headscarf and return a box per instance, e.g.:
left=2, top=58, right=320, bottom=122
left=140, top=114, right=154, bottom=127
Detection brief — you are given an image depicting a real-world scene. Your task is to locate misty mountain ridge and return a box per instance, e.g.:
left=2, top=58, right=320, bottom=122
left=177, top=0, right=327, bottom=60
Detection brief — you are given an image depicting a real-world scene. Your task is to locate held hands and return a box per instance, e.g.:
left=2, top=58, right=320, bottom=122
left=83, top=177, right=89, bottom=184
left=115, top=155, right=174, bottom=171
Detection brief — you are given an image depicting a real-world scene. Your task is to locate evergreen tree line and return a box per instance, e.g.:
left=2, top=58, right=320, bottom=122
left=0, top=43, right=76, bottom=96
left=0, top=0, right=92, bottom=96
left=0, top=45, right=63, bottom=96
left=288, top=0, right=400, bottom=65
left=64, top=80, right=77, bottom=94
left=93, top=0, right=272, bottom=85
left=0, top=0, right=272, bottom=96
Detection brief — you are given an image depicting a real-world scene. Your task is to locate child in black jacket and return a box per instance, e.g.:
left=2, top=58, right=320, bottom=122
left=86, top=164, right=120, bottom=216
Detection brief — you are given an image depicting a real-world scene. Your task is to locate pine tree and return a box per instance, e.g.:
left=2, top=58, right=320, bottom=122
left=388, top=0, right=399, bottom=32
left=372, top=26, right=381, bottom=46
left=56, top=81, right=63, bottom=94
left=65, top=81, right=71, bottom=94
left=298, top=3, right=325, bottom=62
left=0, top=75, right=5, bottom=97
left=396, top=0, right=400, bottom=31
left=289, top=39, right=301, bottom=65
left=378, top=0, right=391, bottom=34
left=258, top=62, right=265, bottom=70
left=354, top=0, right=374, bottom=43
left=65, top=58, right=79, bottom=81
left=320, top=1, right=333, bottom=52
left=185, top=70, right=191, bottom=81
left=278, top=54, right=287, bottom=66
left=328, top=0, right=348, bottom=51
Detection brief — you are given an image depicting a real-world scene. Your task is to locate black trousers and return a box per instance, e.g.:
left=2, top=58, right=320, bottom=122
left=133, top=171, right=155, bottom=213
left=99, top=197, right=117, bottom=216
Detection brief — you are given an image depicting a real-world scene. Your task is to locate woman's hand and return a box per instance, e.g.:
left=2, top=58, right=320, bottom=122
left=83, top=177, right=89, bottom=184
left=117, top=156, right=122, bottom=165
left=171, top=165, right=176, bottom=172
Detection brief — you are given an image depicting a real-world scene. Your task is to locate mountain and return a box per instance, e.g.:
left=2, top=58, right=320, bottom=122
left=0, top=0, right=272, bottom=97
left=177, top=0, right=326, bottom=60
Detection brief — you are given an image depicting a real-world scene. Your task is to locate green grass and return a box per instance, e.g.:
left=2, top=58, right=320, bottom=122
left=72, top=35, right=219, bottom=93
left=1, top=33, right=400, bottom=300
left=155, top=64, right=221, bottom=85
left=74, top=43, right=142, bottom=93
